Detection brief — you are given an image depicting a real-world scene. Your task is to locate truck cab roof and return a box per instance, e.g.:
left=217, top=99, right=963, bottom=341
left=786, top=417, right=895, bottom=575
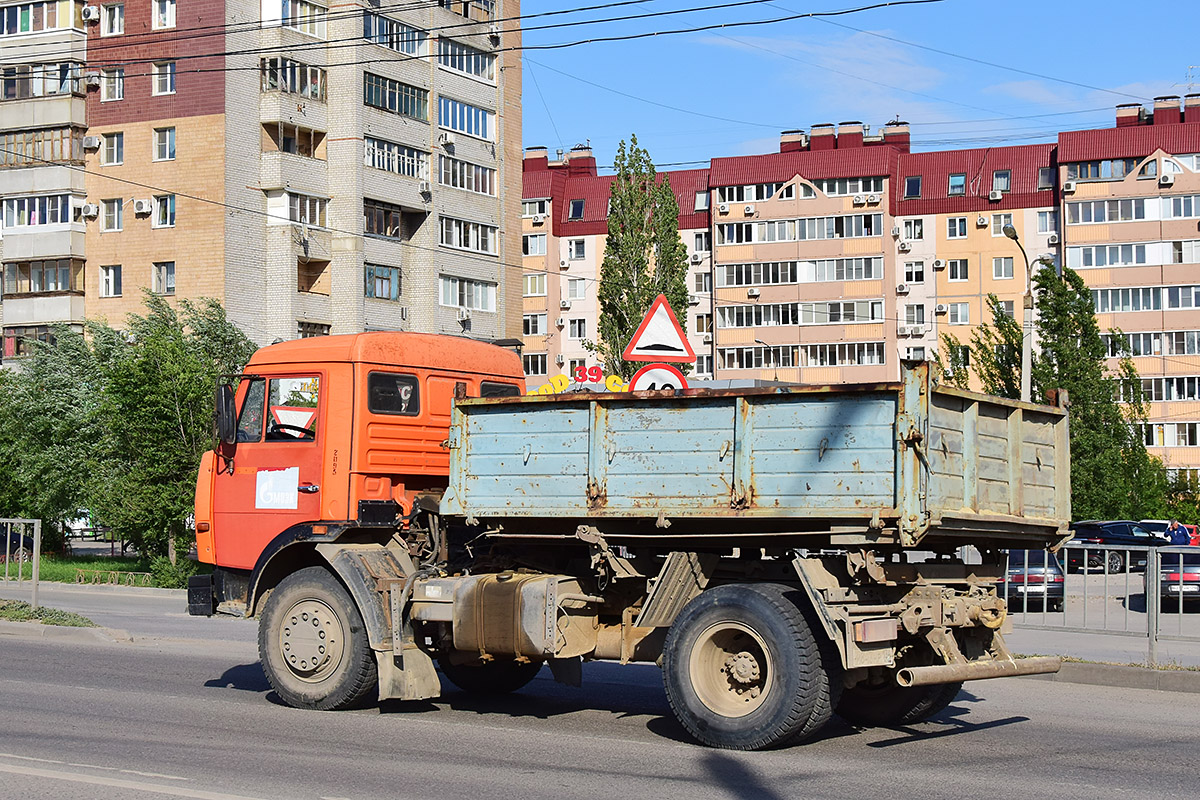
left=246, top=332, right=523, bottom=378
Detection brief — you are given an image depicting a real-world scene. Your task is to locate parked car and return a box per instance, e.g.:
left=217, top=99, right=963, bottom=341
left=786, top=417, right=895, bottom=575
left=1063, top=521, right=1169, bottom=573
left=1, top=527, right=35, bottom=562
left=999, top=549, right=1065, bottom=611
left=1159, top=548, right=1200, bottom=612
left=1140, top=520, right=1173, bottom=541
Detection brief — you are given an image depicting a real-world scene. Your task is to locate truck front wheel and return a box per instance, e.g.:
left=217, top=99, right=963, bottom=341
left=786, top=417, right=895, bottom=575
left=837, top=679, right=963, bottom=727
left=258, top=567, right=377, bottom=710
left=662, top=583, right=826, bottom=750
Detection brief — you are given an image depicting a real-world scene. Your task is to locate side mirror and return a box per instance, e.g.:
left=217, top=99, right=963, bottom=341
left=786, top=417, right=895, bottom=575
left=216, top=384, right=237, bottom=445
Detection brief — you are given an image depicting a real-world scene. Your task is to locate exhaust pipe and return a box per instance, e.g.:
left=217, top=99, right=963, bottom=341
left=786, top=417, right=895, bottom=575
left=896, top=656, right=1062, bottom=687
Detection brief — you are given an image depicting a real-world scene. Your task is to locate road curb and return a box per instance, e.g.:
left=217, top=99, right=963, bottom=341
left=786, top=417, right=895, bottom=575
left=0, top=619, right=132, bottom=643
left=1023, top=660, right=1200, bottom=693
left=0, top=581, right=185, bottom=599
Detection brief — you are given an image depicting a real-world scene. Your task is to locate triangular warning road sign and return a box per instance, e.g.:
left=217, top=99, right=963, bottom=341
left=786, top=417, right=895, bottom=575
left=622, top=294, right=696, bottom=363
left=272, top=407, right=316, bottom=430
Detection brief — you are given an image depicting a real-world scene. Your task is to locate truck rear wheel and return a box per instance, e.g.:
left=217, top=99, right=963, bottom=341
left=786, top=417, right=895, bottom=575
left=662, top=583, right=825, bottom=750
left=837, top=679, right=963, bottom=727
left=258, top=566, right=377, bottom=711
left=438, top=658, right=543, bottom=695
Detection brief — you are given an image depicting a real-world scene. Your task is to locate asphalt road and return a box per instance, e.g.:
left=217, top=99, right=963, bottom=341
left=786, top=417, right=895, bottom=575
left=1, top=623, right=1199, bottom=800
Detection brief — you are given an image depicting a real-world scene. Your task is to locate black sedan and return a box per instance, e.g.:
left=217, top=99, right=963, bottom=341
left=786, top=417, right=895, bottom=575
left=1159, top=548, right=1200, bottom=611
left=1, top=527, right=35, bottom=562
left=1062, top=521, right=1169, bottom=574
left=999, top=549, right=1065, bottom=612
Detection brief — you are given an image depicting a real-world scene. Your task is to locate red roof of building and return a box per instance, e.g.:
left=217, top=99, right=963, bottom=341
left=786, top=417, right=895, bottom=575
left=1058, top=122, right=1200, bottom=162
left=896, top=143, right=1057, bottom=215
left=662, top=168, right=711, bottom=231
left=708, top=147, right=899, bottom=188
left=547, top=169, right=711, bottom=236
left=523, top=170, right=553, bottom=199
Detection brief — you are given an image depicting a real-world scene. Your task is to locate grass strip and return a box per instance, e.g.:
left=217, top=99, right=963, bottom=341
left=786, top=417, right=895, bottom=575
left=0, top=599, right=97, bottom=627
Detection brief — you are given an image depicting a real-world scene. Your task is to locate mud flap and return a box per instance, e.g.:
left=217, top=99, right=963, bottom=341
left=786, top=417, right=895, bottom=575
left=376, top=644, right=441, bottom=702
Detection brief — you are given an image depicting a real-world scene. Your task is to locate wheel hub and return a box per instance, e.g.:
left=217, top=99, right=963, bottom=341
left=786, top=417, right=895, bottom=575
left=724, top=651, right=761, bottom=686
left=689, top=622, right=772, bottom=716
left=279, top=599, right=343, bottom=682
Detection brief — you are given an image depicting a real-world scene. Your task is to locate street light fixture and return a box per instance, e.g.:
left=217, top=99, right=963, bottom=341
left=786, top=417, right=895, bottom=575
left=1002, top=223, right=1035, bottom=403
left=754, top=338, right=779, bottom=383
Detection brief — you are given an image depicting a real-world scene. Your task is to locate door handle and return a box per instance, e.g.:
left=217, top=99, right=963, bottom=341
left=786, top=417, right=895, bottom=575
left=298, top=484, right=320, bottom=494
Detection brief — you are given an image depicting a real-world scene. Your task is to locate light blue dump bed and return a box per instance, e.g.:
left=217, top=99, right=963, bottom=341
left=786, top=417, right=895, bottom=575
left=441, top=364, right=1070, bottom=547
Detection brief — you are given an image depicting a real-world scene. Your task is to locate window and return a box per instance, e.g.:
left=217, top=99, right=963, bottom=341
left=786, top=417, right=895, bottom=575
left=905, top=304, right=925, bottom=326
left=2, top=258, right=83, bottom=295
left=97, top=132, right=123, bottom=166
left=717, top=213, right=884, bottom=245
left=1067, top=243, right=1148, bottom=269
left=947, top=217, right=967, bottom=239
left=438, top=96, right=493, bottom=140
left=567, top=199, right=585, bottom=220
left=809, top=177, right=884, bottom=197
left=523, top=354, right=547, bottom=376
left=1037, top=210, right=1058, bottom=233
left=568, top=239, right=585, bottom=260
left=297, top=322, right=330, bottom=338
left=1066, top=199, right=1147, bottom=224
left=438, top=155, right=495, bottom=195
left=153, top=261, right=175, bottom=295
left=522, top=234, right=546, bottom=256
left=948, top=259, right=969, bottom=281
left=101, top=68, right=123, bottom=101
left=716, top=257, right=883, bottom=287
left=2, top=194, right=70, bottom=227
left=523, top=199, right=548, bottom=217
left=1066, top=158, right=1143, bottom=181
left=1166, top=195, right=1200, bottom=219
left=437, top=38, right=494, bottom=80
left=100, top=264, right=121, bottom=297
left=992, top=170, right=1011, bottom=192
left=568, top=318, right=586, bottom=339
left=1174, top=241, right=1200, bottom=264
left=153, top=0, right=175, bottom=29
left=991, top=213, right=1012, bottom=236
left=694, top=191, right=710, bottom=211
left=948, top=174, right=966, bottom=196
left=1038, top=167, right=1055, bottom=190
left=364, top=13, right=426, bottom=55
left=0, top=63, right=81, bottom=101
left=153, top=127, right=175, bottom=161
left=694, top=231, right=711, bottom=252
left=695, top=314, right=712, bottom=334
left=694, top=272, right=712, bottom=293
left=904, top=219, right=923, bottom=240
left=364, top=263, right=401, bottom=301
left=524, top=273, right=546, bottom=297
left=718, top=300, right=883, bottom=328
left=0, top=1, right=80, bottom=37
left=567, top=278, right=585, bottom=300
left=439, top=216, right=497, bottom=255
left=365, top=137, right=427, bottom=178
left=904, top=261, right=924, bottom=284
left=0, top=127, right=82, bottom=168
left=949, top=303, right=969, bottom=324
left=282, top=0, right=325, bottom=37
left=101, top=198, right=122, bottom=231
left=367, top=373, right=420, bottom=416
left=364, top=73, right=428, bottom=120
left=289, top=193, right=327, bottom=226
left=152, top=194, right=175, bottom=227
left=259, top=57, right=326, bottom=101
left=101, top=3, right=123, bottom=35
left=296, top=258, right=330, bottom=295
left=152, top=62, right=175, bottom=95
left=993, top=257, right=1014, bottom=279
left=696, top=354, right=714, bottom=375
left=568, top=359, right=586, bottom=375
left=904, top=176, right=921, bottom=198
left=523, top=313, right=546, bottom=336
left=363, top=198, right=401, bottom=237
left=440, top=275, right=496, bottom=311
left=720, top=342, right=886, bottom=369
left=1001, top=300, right=1015, bottom=318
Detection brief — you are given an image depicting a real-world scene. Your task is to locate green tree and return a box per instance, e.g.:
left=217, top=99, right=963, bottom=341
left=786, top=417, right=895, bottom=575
left=591, top=135, right=690, bottom=379
left=933, top=332, right=971, bottom=390
left=969, top=294, right=1023, bottom=399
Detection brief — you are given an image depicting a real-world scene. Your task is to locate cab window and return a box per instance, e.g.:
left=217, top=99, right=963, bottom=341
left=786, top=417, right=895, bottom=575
left=266, top=376, right=320, bottom=440
left=368, top=372, right=420, bottom=415
left=480, top=381, right=521, bottom=398
left=236, top=378, right=266, bottom=442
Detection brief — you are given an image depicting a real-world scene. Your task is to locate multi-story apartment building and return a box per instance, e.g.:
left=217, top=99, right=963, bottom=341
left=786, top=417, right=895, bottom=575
left=1, top=0, right=522, bottom=355
left=522, top=98, right=1200, bottom=472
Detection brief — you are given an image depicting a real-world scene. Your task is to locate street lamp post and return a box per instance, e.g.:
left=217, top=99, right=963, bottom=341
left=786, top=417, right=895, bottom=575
left=754, top=338, right=778, bottom=383
left=1002, top=223, right=1035, bottom=403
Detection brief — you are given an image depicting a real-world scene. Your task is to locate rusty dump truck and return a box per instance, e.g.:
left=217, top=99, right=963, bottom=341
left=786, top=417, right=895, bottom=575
left=189, top=331, right=1070, bottom=750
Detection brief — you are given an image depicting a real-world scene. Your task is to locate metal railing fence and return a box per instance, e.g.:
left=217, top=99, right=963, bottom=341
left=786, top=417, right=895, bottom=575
left=1, top=518, right=42, bottom=609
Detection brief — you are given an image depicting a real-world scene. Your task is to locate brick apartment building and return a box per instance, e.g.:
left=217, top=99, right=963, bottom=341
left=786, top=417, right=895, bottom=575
left=1, top=0, right=523, bottom=355
left=521, top=97, right=1200, bottom=475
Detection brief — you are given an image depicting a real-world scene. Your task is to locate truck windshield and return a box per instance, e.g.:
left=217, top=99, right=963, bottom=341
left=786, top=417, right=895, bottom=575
left=265, top=376, right=320, bottom=440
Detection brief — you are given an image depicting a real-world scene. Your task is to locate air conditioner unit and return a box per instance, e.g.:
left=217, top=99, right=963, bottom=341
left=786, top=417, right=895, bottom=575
left=746, top=287, right=761, bottom=298
left=852, top=194, right=866, bottom=205
left=1047, top=233, right=1060, bottom=245
left=897, top=241, right=911, bottom=252
left=897, top=325, right=910, bottom=337
left=743, top=204, right=755, bottom=216
left=418, top=180, right=432, bottom=194
left=1160, top=173, right=1176, bottom=187
left=487, top=24, right=500, bottom=43
left=132, top=198, right=153, bottom=215
left=80, top=203, right=99, bottom=218
left=456, top=307, right=472, bottom=322
left=1062, top=181, right=1077, bottom=194
left=559, top=259, right=569, bottom=269
left=703, top=333, right=712, bottom=344
left=532, top=214, right=545, bottom=225
left=556, top=317, right=565, bottom=328
left=718, top=202, right=729, bottom=214
left=81, top=5, right=100, bottom=21
left=560, top=299, right=571, bottom=309
left=891, top=226, right=901, bottom=237
left=976, top=215, right=989, bottom=227
left=866, top=193, right=881, bottom=204
left=438, top=131, right=456, bottom=148
left=85, top=72, right=101, bottom=88
left=690, top=253, right=702, bottom=264
left=82, top=135, right=101, bottom=150
left=896, top=283, right=910, bottom=294
left=555, top=354, right=565, bottom=366
left=932, top=259, right=945, bottom=270
left=688, top=294, right=700, bottom=306
left=988, top=189, right=1004, bottom=201
left=935, top=303, right=949, bottom=315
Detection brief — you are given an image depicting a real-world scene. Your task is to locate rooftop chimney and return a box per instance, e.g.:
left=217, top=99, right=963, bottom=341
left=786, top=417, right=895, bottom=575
left=1154, top=95, right=1182, bottom=125
left=566, top=145, right=597, bottom=177
left=809, top=123, right=836, bottom=151
left=1185, top=94, right=1200, bottom=124
left=779, top=129, right=807, bottom=153
left=836, top=121, right=864, bottom=149
left=1115, top=103, right=1144, bottom=127
left=881, top=121, right=910, bottom=153
left=523, top=146, right=549, bottom=171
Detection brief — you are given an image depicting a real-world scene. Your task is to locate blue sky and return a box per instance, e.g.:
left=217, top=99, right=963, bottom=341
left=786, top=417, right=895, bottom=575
left=519, top=0, right=1197, bottom=170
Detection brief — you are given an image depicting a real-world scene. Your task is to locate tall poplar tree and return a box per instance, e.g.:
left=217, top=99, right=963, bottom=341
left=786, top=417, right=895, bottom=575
left=591, top=135, right=689, bottom=379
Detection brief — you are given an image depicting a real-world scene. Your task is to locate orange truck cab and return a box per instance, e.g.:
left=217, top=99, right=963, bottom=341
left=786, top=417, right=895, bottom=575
left=190, top=332, right=524, bottom=617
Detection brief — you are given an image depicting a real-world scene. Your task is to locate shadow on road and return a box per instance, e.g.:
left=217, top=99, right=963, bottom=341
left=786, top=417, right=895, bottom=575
left=204, top=662, right=271, bottom=693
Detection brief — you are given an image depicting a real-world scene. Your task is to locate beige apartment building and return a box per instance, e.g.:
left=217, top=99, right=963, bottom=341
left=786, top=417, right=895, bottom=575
left=2, top=0, right=523, bottom=355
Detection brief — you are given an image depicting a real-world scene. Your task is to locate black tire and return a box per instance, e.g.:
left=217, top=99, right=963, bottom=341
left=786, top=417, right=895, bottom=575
left=837, top=679, right=963, bottom=727
left=1106, top=551, right=1125, bottom=574
left=438, top=658, right=543, bottom=695
left=258, top=566, right=377, bottom=711
left=1051, top=599, right=1065, bottom=613
left=662, top=583, right=825, bottom=750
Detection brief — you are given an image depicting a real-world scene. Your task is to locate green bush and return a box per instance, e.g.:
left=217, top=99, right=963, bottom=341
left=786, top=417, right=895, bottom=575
left=149, top=556, right=200, bottom=589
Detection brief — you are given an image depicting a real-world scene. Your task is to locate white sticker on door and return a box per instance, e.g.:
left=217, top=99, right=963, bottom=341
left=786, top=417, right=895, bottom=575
left=255, top=466, right=299, bottom=510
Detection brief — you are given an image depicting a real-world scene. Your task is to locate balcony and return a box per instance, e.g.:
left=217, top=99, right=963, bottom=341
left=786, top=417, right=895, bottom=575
left=259, top=90, right=327, bottom=133
left=260, top=151, right=327, bottom=197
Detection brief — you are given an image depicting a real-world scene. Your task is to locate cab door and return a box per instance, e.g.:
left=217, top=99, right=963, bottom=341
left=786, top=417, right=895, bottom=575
left=212, top=373, right=325, bottom=570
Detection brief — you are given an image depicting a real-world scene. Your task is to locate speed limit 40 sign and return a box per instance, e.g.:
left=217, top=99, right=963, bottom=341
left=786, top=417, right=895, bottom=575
left=629, top=363, right=688, bottom=392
